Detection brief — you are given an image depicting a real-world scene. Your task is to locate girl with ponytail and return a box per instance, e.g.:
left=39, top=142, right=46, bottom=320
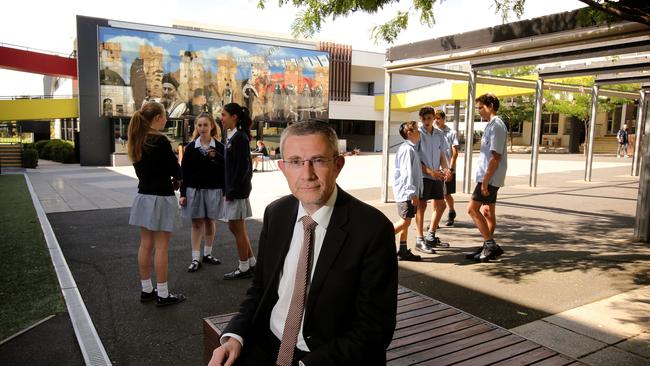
left=127, top=102, right=186, bottom=306
left=220, top=102, right=256, bottom=280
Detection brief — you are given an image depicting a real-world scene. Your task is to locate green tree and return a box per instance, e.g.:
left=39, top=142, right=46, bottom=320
left=499, top=96, right=534, bottom=152
left=257, top=0, right=650, bottom=44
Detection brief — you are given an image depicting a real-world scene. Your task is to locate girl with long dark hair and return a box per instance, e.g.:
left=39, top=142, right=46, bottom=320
left=221, top=102, right=256, bottom=280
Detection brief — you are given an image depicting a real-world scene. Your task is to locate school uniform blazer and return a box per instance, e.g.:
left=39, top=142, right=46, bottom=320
left=224, top=186, right=398, bottom=365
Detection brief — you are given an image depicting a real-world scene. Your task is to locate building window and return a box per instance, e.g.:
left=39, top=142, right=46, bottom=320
left=508, top=121, right=523, bottom=135
left=542, top=113, right=559, bottom=134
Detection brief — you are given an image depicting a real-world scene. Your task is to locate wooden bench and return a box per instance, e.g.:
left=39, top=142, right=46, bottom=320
left=204, top=286, right=583, bottom=365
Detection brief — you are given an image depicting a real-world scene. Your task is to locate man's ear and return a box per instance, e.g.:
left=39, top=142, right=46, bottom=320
left=278, top=159, right=286, bottom=174
left=335, top=155, right=345, bottom=175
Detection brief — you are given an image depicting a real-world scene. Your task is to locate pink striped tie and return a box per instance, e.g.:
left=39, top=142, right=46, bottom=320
left=276, top=215, right=317, bottom=366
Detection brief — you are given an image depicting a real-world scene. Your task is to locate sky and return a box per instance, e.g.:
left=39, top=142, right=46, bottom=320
left=0, top=0, right=586, bottom=96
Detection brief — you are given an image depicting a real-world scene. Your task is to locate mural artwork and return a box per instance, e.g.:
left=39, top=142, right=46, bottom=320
left=98, top=26, right=330, bottom=124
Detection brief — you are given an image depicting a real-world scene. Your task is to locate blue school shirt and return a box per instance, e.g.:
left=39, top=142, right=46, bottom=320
left=440, top=125, right=459, bottom=165
left=476, top=116, right=508, bottom=187
left=418, top=125, right=448, bottom=181
left=393, top=140, right=423, bottom=202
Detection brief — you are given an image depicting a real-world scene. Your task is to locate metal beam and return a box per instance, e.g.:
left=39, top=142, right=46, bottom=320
left=585, top=85, right=599, bottom=182
left=385, top=21, right=650, bottom=70
left=381, top=71, right=392, bottom=202
left=388, top=67, right=639, bottom=99
left=538, top=56, right=650, bottom=79
left=530, top=79, right=544, bottom=187
left=463, top=70, right=477, bottom=194
left=632, top=91, right=647, bottom=176
left=596, top=71, right=650, bottom=86
left=634, top=90, right=650, bottom=242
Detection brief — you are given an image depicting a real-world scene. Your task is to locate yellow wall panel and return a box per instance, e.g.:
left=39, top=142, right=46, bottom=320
left=0, top=98, right=78, bottom=121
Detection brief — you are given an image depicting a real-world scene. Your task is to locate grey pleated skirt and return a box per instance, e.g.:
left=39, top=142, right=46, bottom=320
left=129, top=194, right=180, bottom=232
left=181, top=187, right=224, bottom=220
left=223, top=198, right=252, bottom=220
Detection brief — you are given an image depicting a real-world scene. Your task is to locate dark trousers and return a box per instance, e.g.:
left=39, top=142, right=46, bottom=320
left=236, top=329, right=309, bottom=366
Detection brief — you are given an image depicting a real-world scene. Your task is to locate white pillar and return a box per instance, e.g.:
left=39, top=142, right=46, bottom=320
left=585, top=85, right=599, bottom=182
left=529, top=79, right=544, bottom=187
left=463, top=70, right=477, bottom=194
left=381, top=71, right=393, bottom=202
left=620, top=103, right=628, bottom=132
left=635, top=90, right=650, bottom=242
left=632, top=91, right=647, bottom=176
left=453, top=100, right=460, bottom=135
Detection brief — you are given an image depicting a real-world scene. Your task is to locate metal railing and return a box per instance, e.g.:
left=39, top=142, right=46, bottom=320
left=0, top=42, right=75, bottom=58
left=0, top=94, right=76, bottom=100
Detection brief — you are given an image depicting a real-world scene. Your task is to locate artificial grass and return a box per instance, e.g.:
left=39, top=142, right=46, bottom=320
left=0, top=174, right=66, bottom=341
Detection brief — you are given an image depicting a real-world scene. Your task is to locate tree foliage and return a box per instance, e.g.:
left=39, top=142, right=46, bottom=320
left=257, top=0, right=650, bottom=44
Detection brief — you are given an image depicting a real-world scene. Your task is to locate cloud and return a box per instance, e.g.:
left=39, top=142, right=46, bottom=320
left=159, top=34, right=176, bottom=43
left=104, top=35, right=155, bottom=55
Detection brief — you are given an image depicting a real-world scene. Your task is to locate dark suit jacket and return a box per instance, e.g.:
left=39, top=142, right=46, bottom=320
left=224, top=186, right=398, bottom=365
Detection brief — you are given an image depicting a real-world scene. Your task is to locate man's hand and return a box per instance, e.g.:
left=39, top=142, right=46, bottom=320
left=411, top=196, right=419, bottom=207
left=481, top=181, right=489, bottom=197
left=179, top=197, right=187, bottom=207
left=208, top=338, right=242, bottom=366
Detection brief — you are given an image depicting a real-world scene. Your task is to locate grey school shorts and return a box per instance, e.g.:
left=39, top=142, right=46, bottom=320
left=397, top=200, right=417, bottom=219
left=471, top=183, right=500, bottom=204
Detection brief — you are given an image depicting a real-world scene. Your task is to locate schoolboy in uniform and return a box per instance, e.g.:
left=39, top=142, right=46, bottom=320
left=393, top=121, right=424, bottom=261
left=466, top=93, right=507, bottom=262
left=434, top=110, right=460, bottom=226
left=416, top=106, right=451, bottom=255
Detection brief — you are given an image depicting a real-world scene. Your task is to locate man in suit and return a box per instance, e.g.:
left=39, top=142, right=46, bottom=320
left=209, top=121, right=398, bottom=366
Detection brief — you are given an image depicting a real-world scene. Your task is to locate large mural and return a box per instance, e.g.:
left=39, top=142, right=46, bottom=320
left=98, top=26, right=330, bottom=124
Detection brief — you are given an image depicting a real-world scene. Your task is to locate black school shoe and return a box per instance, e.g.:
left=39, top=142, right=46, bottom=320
left=415, top=238, right=436, bottom=254
left=472, top=243, right=505, bottom=262
left=446, top=211, right=457, bottom=226
left=223, top=268, right=253, bottom=280
left=398, top=248, right=422, bottom=262
left=188, top=259, right=201, bottom=272
left=156, top=293, right=187, bottom=307
left=140, top=289, right=157, bottom=303
left=202, top=254, right=221, bottom=265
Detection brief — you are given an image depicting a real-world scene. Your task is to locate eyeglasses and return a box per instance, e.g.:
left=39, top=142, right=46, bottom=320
left=282, top=156, right=338, bottom=169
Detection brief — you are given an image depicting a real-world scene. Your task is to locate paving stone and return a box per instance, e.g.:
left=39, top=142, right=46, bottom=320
left=544, top=286, right=650, bottom=344
left=511, top=320, right=607, bottom=359
left=580, top=345, right=650, bottom=366
left=616, top=331, right=650, bottom=359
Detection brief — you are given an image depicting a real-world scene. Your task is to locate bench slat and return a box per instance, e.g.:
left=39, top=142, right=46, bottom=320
left=387, top=323, right=497, bottom=361
left=452, top=340, right=542, bottom=366
left=203, top=287, right=583, bottom=366
left=491, top=346, right=559, bottom=366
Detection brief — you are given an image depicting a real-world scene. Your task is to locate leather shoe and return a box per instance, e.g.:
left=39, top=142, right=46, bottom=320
left=202, top=254, right=221, bottom=265
left=223, top=268, right=253, bottom=280
left=156, top=293, right=186, bottom=307
left=415, top=239, right=436, bottom=254
left=140, top=289, right=157, bottom=303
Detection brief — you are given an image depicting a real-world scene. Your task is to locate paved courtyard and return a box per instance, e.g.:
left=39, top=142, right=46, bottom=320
left=2, top=152, right=649, bottom=365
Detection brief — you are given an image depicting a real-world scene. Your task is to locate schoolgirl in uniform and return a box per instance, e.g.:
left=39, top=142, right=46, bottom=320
left=179, top=112, right=224, bottom=272
left=127, top=102, right=186, bottom=307
left=220, top=102, right=256, bottom=280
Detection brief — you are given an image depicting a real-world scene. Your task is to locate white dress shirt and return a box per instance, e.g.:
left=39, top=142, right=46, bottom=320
left=221, top=188, right=338, bottom=355
left=270, top=188, right=337, bottom=351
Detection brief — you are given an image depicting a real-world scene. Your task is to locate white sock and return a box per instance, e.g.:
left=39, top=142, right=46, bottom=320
left=249, top=256, right=257, bottom=267
left=239, top=259, right=250, bottom=272
left=192, top=250, right=200, bottom=261
left=141, top=278, right=153, bottom=293
left=204, top=246, right=212, bottom=257
left=157, top=282, right=169, bottom=298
